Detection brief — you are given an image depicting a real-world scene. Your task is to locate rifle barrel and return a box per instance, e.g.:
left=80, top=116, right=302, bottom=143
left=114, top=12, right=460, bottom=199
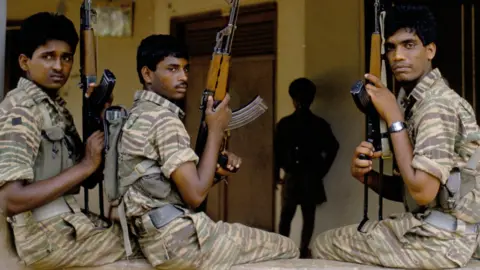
left=225, top=0, right=240, bottom=54
left=374, top=0, right=380, bottom=33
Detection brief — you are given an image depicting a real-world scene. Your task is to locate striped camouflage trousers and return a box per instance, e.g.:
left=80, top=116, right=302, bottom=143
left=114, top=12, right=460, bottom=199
left=134, top=211, right=299, bottom=270
left=11, top=211, right=142, bottom=269
left=312, top=212, right=479, bottom=269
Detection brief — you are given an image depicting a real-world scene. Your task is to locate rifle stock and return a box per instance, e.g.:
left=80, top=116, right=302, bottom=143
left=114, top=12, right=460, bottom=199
left=369, top=33, right=381, bottom=79
left=80, top=0, right=116, bottom=217
left=81, top=29, right=97, bottom=84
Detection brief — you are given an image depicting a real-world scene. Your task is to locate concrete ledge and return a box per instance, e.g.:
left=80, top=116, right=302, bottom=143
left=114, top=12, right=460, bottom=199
left=231, top=259, right=480, bottom=270
left=67, top=260, right=154, bottom=270
left=67, top=258, right=480, bottom=270
left=6, top=257, right=480, bottom=269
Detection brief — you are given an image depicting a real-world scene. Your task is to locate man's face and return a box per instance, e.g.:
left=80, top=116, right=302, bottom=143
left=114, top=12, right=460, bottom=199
left=385, top=28, right=436, bottom=83
left=145, top=56, right=189, bottom=100
left=19, top=40, right=74, bottom=91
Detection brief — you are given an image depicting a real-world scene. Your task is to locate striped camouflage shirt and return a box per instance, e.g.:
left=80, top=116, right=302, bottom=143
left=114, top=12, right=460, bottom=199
left=397, top=68, right=480, bottom=186
left=0, top=77, right=80, bottom=187
left=119, top=90, right=199, bottom=218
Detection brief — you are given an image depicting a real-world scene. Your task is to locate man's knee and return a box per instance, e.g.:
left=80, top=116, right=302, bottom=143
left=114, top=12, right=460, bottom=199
left=283, top=235, right=300, bottom=257
left=311, top=230, right=333, bottom=259
left=267, top=232, right=299, bottom=259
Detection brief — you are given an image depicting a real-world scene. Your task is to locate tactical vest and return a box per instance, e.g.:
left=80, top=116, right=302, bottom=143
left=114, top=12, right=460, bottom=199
left=9, top=96, right=83, bottom=240
left=103, top=105, right=184, bottom=256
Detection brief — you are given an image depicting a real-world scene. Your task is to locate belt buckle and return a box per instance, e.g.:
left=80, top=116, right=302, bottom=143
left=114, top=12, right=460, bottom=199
left=134, top=163, right=146, bottom=175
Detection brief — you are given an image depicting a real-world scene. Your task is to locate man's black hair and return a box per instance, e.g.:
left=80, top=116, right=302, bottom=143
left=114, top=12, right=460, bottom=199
left=385, top=4, right=437, bottom=46
left=288, top=78, right=316, bottom=107
left=18, top=12, right=79, bottom=58
left=136, top=34, right=190, bottom=85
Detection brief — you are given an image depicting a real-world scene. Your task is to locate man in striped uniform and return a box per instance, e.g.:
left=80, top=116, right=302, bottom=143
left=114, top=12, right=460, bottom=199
left=117, top=34, right=299, bottom=269
left=0, top=12, right=141, bottom=268
left=313, top=4, right=480, bottom=269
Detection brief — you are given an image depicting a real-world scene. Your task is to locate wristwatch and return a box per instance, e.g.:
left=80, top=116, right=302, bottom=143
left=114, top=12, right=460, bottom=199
left=388, top=121, right=407, bottom=133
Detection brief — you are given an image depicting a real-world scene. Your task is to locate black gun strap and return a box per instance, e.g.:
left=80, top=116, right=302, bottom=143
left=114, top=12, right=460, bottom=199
left=378, top=158, right=383, bottom=220
left=357, top=173, right=370, bottom=232
left=358, top=113, right=370, bottom=232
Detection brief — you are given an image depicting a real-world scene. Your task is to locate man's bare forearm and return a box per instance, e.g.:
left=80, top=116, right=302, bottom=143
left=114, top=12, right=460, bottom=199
left=366, top=171, right=404, bottom=202
left=195, top=130, right=223, bottom=197
left=2, top=160, right=96, bottom=216
left=386, top=114, right=440, bottom=205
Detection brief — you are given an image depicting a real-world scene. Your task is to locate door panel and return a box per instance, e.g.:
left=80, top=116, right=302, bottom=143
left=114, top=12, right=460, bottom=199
left=184, top=55, right=275, bottom=231
left=183, top=56, right=227, bottom=221
left=224, top=55, right=275, bottom=231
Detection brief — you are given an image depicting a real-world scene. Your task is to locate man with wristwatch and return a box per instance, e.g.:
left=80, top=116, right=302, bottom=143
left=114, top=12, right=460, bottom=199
left=312, top=4, right=480, bottom=269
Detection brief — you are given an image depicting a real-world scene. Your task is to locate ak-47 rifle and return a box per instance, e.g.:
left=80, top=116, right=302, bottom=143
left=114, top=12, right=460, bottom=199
left=194, top=0, right=268, bottom=211
left=350, top=0, right=391, bottom=232
left=80, top=0, right=116, bottom=217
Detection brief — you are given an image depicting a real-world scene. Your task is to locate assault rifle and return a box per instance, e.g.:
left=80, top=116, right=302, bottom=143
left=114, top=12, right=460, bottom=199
left=350, top=0, right=392, bottom=231
left=194, top=0, right=268, bottom=211
left=80, top=0, right=116, bottom=217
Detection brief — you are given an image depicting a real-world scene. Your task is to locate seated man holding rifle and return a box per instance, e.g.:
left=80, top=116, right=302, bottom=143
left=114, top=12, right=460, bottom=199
left=313, top=4, right=480, bottom=269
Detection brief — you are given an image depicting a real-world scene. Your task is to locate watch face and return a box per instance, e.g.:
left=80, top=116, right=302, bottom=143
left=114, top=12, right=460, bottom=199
left=389, top=122, right=406, bottom=133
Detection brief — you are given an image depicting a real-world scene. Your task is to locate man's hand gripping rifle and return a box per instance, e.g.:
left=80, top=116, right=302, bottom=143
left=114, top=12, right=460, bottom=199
left=80, top=0, right=116, bottom=216
left=350, top=0, right=392, bottom=232
left=194, top=0, right=268, bottom=185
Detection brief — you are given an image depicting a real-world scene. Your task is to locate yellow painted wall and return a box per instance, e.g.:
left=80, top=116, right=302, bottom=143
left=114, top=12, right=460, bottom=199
left=300, top=0, right=403, bottom=244
left=5, top=0, right=404, bottom=250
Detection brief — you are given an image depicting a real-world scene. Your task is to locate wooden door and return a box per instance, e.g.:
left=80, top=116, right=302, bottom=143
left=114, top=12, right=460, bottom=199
left=173, top=3, right=277, bottom=231
left=183, top=56, right=228, bottom=222
left=184, top=55, right=276, bottom=231
left=223, top=55, right=275, bottom=231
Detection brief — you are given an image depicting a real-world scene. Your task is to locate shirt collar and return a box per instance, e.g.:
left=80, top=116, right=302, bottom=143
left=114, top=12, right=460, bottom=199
left=17, top=77, right=67, bottom=107
left=408, top=68, right=442, bottom=102
left=134, top=90, right=185, bottom=119
left=399, top=68, right=442, bottom=105
left=397, top=68, right=443, bottom=114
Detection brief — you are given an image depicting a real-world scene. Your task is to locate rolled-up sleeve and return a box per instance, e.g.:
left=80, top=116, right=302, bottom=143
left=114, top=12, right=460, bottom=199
left=0, top=106, right=41, bottom=187
left=411, top=98, right=457, bottom=184
left=154, top=115, right=199, bottom=178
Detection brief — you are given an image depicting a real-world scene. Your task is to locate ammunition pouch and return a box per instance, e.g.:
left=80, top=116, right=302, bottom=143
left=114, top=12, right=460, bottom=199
left=438, top=147, right=480, bottom=212
left=438, top=168, right=462, bottom=210
left=423, top=210, right=479, bottom=234
left=132, top=204, right=184, bottom=236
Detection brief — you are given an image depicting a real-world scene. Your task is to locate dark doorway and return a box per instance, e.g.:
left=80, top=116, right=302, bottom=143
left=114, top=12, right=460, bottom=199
left=4, top=20, right=22, bottom=97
